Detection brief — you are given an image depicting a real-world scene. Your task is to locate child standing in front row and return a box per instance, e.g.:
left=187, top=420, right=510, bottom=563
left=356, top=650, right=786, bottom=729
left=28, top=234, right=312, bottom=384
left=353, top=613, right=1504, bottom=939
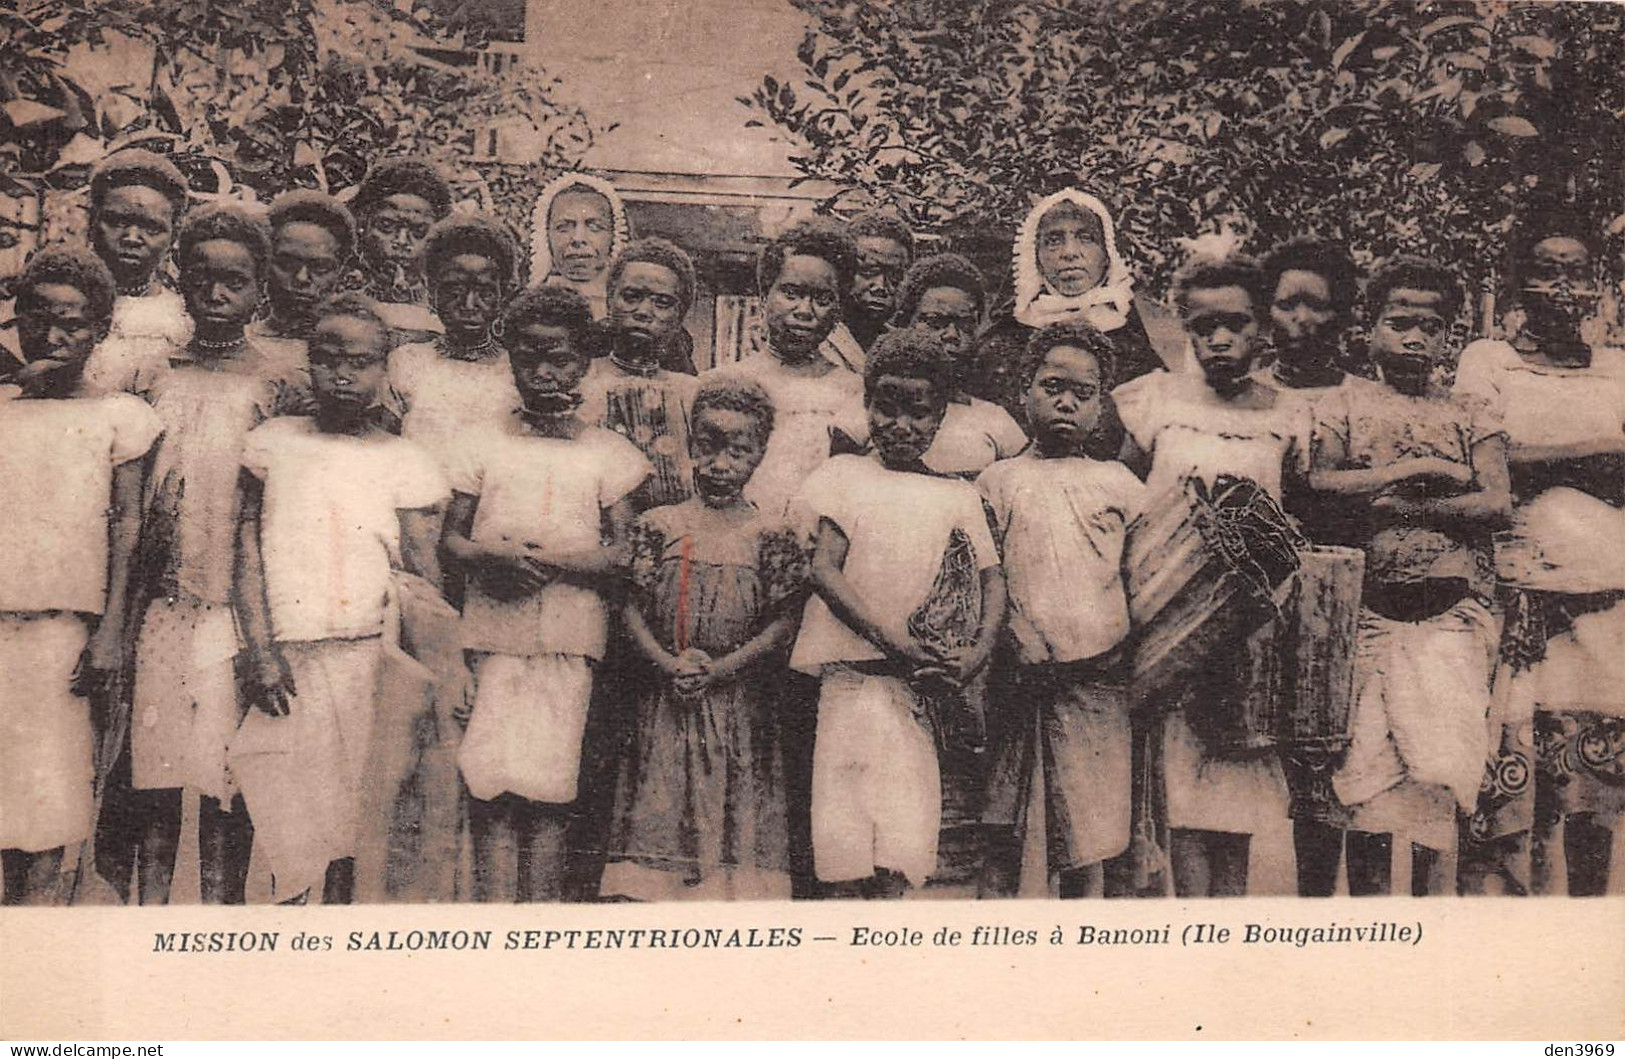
left=442, top=286, right=651, bottom=902
left=602, top=375, right=807, bottom=901
left=1309, top=260, right=1510, bottom=895
left=791, top=328, right=1006, bottom=898
left=979, top=323, right=1146, bottom=898
left=1, top=247, right=161, bottom=904
left=229, top=293, right=447, bottom=904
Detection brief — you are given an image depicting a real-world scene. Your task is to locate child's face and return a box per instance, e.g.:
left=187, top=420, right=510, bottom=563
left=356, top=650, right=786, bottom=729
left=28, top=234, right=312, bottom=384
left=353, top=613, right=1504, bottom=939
left=308, top=314, right=388, bottom=414
left=1185, top=284, right=1260, bottom=391
left=1370, top=287, right=1451, bottom=388
left=16, top=281, right=108, bottom=367
left=362, top=192, right=435, bottom=275
left=1036, top=203, right=1107, bottom=296
left=268, top=220, right=344, bottom=323
left=851, top=235, right=910, bottom=324
left=1269, top=268, right=1339, bottom=362
left=907, top=285, right=979, bottom=362
left=764, top=253, right=841, bottom=360
left=547, top=189, right=615, bottom=282
left=1025, top=345, right=1103, bottom=454
left=431, top=251, right=505, bottom=344
left=508, top=322, right=589, bottom=411
left=1522, top=236, right=1597, bottom=336
left=868, top=372, right=945, bottom=467
left=92, top=184, right=175, bottom=287
left=609, top=261, right=684, bottom=354
left=180, top=238, right=260, bottom=341
left=690, top=406, right=767, bottom=505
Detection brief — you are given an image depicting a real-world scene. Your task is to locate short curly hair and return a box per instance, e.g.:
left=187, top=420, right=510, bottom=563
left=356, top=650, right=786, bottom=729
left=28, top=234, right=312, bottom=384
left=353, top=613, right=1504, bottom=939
left=177, top=202, right=273, bottom=277
left=1172, top=254, right=1268, bottom=314
left=268, top=189, right=358, bottom=257
left=312, top=291, right=391, bottom=355
left=1260, top=239, right=1358, bottom=318
left=501, top=285, right=597, bottom=362
left=608, top=237, right=697, bottom=316
left=1021, top=321, right=1118, bottom=391
left=422, top=214, right=521, bottom=290
left=1364, top=257, right=1465, bottom=323
left=690, top=372, right=776, bottom=447
left=1507, top=212, right=1597, bottom=287
left=352, top=158, right=453, bottom=220
left=758, top=216, right=859, bottom=297
left=16, top=243, right=117, bottom=323
left=89, top=148, right=189, bottom=220
left=847, top=209, right=915, bottom=259
left=864, top=325, right=955, bottom=404
left=892, top=252, right=986, bottom=327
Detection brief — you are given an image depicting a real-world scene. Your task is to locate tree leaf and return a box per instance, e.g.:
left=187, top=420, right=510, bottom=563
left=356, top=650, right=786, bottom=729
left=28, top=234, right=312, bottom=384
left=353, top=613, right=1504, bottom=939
left=1332, top=31, right=1366, bottom=71
left=1319, top=127, right=1351, bottom=149
left=1464, top=140, right=1486, bottom=166
left=1488, top=116, right=1538, bottom=137
left=3, top=100, right=67, bottom=128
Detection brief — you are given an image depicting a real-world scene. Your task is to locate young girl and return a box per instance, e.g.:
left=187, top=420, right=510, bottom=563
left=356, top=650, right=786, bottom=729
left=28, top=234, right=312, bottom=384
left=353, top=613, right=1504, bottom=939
left=579, top=238, right=702, bottom=511
left=250, top=190, right=356, bottom=352
left=385, top=215, right=522, bottom=461
left=842, top=210, right=916, bottom=362
left=352, top=158, right=454, bottom=347
left=117, top=202, right=311, bottom=906
left=1311, top=260, right=1510, bottom=896
left=443, top=286, right=651, bottom=902
left=892, top=253, right=1027, bottom=477
left=229, top=293, right=447, bottom=904
left=1455, top=219, right=1625, bottom=896
left=80, top=149, right=193, bottom=396
left=979, top=323, right=1145, bottom=898
left=528, top=172, right=631, bottom=323
left=791, top=328, right=1006, bottom=898
left=1114, top=254, right=1306, bottom=898
left=2, top=246, right=161, bottom=904
left=713, top=218, right=868, bottom=522
left=601, top=375, right=807, bottom=900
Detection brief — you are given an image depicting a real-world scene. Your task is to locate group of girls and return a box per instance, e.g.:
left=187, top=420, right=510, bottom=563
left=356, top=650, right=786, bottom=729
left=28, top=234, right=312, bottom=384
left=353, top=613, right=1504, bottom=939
left=1, top=148, right=1620, bottom=905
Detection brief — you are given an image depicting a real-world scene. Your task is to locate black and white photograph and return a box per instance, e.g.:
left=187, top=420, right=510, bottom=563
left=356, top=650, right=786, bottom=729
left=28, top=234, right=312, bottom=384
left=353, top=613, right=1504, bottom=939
left=2, top=0, right=1624, bottom=933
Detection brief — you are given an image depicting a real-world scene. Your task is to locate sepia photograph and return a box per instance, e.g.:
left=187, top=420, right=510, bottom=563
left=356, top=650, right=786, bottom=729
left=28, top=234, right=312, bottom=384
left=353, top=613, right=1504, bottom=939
left=2, top=0, right=1624, bottom=1041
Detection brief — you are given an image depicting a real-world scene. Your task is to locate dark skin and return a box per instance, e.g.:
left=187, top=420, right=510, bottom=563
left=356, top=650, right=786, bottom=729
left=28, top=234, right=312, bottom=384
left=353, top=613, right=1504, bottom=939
left=13, top=281, right=139, bottom=693
left=607, top=261, right=685, bottom=366
left=179, top=238, right=262, bottom=346
left=441, top=321, right=635, bottom=612
left=236, top=313, right=443, bottom=717
left=91, top=184, right=177, bottom=293
left=1269, top=268, right=1345, bottom=387
left=266, top=220, right=346, bottom=335
left=849, top=235, right=910, bottom=349
left=1120, top=284, right=1283, bottom=478
left=1312, top=288, right=1512, bottom=532
left=1016, top=342, right=1123, bottom=898
left=623, top=407, right=799, bottom=695
left=361, top=192, right=436, bottom=296
left=809, top=372, right=1006, bottom=687
left=763, top=254, right=843, bottom=364
left=431, top=252, right=505, bottom=349
left=905, top=286, right=981, bottom=397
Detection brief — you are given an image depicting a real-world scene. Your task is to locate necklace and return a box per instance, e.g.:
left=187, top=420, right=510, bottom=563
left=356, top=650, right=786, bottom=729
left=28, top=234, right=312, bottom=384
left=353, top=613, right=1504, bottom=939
left=116, top=277, right=156, bottom=298
left=439, top=334, right=503, bottom=363
left=189, top=334, right=246, bottom=355
left=608, top=350, right=660, bottom=377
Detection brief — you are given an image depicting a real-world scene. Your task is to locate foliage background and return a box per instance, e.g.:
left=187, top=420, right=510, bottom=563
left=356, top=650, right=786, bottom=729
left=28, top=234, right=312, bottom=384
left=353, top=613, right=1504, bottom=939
left=1, top=0, right=603, bottom=257
left=744, top=0, right=1625, bottom=314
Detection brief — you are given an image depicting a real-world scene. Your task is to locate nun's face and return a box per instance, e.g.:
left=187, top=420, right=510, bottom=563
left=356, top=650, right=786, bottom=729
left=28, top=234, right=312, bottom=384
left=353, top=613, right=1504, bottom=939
left=548, top=188, right=615, bottom=283
left=1035, top=203, right=1108, bottom=297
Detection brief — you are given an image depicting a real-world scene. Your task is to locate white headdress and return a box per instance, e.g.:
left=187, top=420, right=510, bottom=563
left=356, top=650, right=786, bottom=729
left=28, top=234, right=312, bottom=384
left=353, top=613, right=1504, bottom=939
left=527, top=171, right=631, bottom=285
left=1012, top=187, right=1135, bottom=332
